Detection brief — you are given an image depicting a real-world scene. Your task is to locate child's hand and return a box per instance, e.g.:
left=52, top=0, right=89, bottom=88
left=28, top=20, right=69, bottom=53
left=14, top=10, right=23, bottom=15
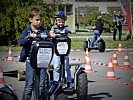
left=92, top=26, right=96, bottom=29
left=50, top=31, right=55, bottom=38
left=70, top=30, right=76, bottom=34
left=30, top=33, right=37, bottom=38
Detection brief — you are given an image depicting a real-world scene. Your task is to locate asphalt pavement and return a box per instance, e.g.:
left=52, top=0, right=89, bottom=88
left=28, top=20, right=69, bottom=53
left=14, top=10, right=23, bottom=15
left=0, top=49, right=133, bottom=100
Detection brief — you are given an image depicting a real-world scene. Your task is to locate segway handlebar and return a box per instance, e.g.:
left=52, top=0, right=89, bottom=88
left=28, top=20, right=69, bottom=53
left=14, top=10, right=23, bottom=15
left=26, top=30, right=70, bottom=39
left=26, top=32, right=51, bottom=40
left=54, top=30, right=71, bottom=38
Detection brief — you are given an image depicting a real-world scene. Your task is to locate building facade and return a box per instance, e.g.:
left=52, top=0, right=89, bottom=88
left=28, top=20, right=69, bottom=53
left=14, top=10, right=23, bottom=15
left=54, top=0, right=132, bottom=29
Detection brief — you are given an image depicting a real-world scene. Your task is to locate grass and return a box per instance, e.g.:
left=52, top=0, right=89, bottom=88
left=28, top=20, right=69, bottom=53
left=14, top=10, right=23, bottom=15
left=0, top=46, right=21, bottom=51
left=71, top=38, right=133, bottom=49
left=0, top=33, right=133, bottom=51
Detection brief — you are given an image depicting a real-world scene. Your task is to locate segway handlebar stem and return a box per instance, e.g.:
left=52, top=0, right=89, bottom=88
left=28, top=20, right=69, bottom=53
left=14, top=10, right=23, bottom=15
left=26, top=32, right=51, bottom=40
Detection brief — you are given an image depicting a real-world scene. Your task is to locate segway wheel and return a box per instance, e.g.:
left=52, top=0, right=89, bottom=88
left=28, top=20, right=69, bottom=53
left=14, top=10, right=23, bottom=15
left=77, top=72, right=88, bottom=100
left=98, top=41, right=105, bottom=52
left=83, top=41, right=90, bottom=52
left=55, top=93, right=68, bottom=100
left=0, top=85, right=18, bottom=100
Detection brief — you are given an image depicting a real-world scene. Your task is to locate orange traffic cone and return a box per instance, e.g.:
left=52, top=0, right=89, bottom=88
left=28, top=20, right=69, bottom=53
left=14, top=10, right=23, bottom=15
left=128, top=71, right=133, bottom=88
left=117, top=41, right=123, bottom=54
left=0, top=66, right=5, bottom=88
left=122, top=51, right=132, bottom=70
left=6, top=47, right=14, bottom=62
left=105, top=58, right=117, bottom=80
left=84, top=48, right=89, bottom=63
left=112, top=50, right=120, bottom=68
left=84, top=52, right=93, bottom=73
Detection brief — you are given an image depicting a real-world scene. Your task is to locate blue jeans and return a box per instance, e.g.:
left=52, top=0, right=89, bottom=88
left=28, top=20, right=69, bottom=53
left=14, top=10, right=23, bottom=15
left=52, top=54, right=72, bottom=83
left=22, top=60, right=46, bottom=100
left=90, top=30, right=101, bottom=47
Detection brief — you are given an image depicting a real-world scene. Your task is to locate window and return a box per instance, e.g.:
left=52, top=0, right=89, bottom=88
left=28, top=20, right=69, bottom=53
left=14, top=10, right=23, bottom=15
left=66, top=5, right=72, bottom=14
left=58, top=4, right=73, bottom=15
left=58, top=5, right=64, bottom=11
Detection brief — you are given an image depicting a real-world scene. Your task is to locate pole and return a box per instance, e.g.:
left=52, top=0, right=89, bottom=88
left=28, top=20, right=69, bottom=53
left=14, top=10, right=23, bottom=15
left=60, top=56, right=65, bottom=84
left=127, top=0, right=132, bottom=39
left=73, top=0, right=76, bottom=29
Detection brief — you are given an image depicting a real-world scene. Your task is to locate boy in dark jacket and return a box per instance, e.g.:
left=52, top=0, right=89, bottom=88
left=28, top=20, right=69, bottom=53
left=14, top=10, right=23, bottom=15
left=19, top=7, right=49, bottom=100
left=90, top=16, right=104, bottom=47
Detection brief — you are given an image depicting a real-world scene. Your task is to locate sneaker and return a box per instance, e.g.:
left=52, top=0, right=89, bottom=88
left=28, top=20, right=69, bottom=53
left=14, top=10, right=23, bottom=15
left=67, top=82, right=74, bottom=88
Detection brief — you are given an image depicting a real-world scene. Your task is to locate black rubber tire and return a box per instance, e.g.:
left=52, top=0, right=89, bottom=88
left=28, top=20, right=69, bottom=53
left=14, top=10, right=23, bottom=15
left=83, top=41, right=88, bottom=52
left=98, top=41, right=105, bottom=52
left=54, top=93, right=68, bottom=100
left=77, top=72, right=88, bottom=100
left=0, top=85, right=18, bottom=100
left=0, top=92, right=16, bottom=100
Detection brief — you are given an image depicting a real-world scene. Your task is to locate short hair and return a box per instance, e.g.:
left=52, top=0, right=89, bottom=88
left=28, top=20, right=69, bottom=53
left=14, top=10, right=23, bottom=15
left=28, top=7, right=42, bottom=18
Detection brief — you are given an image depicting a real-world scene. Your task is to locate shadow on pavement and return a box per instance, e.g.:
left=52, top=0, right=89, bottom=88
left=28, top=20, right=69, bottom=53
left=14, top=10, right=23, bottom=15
left=88, top=92, right=112, bottom=100
left=68, top=92, right=112, bottom=100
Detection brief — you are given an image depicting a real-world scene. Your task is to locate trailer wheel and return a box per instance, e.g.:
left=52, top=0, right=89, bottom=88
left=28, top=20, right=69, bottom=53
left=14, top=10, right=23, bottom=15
left=77, top=72, right=88, bottom=100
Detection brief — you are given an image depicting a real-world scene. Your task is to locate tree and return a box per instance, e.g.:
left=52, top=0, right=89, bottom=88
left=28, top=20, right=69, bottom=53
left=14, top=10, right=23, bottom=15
left=0, top=0, right=55, bottom=45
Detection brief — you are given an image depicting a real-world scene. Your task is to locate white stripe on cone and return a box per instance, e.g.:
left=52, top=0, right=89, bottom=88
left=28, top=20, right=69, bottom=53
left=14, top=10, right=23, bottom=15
left=84, top=53, right=93, bottom=73
left=107, top=72, right=115, bottom=76
left=105, top=58, right=117, bottom=80
left=7, top=47, right=14, bottom=62
left=122, top=52, right=132, bottom=70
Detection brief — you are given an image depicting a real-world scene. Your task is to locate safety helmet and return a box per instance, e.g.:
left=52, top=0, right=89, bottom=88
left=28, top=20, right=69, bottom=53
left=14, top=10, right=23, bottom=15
left=55, top=11, right=67, bottom=20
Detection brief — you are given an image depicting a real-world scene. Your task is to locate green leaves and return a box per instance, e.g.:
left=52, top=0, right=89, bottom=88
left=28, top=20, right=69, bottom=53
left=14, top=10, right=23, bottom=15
left=0, top=0, right=55, bottom=45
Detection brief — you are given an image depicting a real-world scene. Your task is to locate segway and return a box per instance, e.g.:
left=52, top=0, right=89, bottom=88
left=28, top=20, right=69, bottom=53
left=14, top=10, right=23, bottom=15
left=84, top=37, right=105, bottom=52
left=0, top=84, right=18, bottom=100
left=29, top=32, right=69, bottom=100
left=29, top=33, right=55, bottom=100
left=29, top=31, right=88, bottom=100
left=52, top=30, right=88, bottom=100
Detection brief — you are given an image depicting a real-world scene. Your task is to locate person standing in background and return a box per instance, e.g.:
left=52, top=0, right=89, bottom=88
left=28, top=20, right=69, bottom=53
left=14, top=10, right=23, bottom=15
left=112, top=10, right=118, bottom=40
left=112, top=10, right=124, bottom=40
left=117, top=10, right=124, bottom=41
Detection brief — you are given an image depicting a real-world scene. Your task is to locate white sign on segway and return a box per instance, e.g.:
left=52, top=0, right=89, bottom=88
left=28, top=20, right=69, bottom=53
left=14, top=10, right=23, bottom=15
left=57, top=42, right=68, bottom=54
left=37, top=48, right=52, bottom=68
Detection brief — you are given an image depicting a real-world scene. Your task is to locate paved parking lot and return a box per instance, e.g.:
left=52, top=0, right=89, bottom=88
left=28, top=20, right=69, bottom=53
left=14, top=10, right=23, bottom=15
left=0, top=49, right=133, bottom=100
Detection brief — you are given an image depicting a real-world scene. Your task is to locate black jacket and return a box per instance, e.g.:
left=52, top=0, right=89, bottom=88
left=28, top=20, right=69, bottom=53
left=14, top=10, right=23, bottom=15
left=95, top=20, right=104, bottom=34
left=19, top=26, right=49, bottom=62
